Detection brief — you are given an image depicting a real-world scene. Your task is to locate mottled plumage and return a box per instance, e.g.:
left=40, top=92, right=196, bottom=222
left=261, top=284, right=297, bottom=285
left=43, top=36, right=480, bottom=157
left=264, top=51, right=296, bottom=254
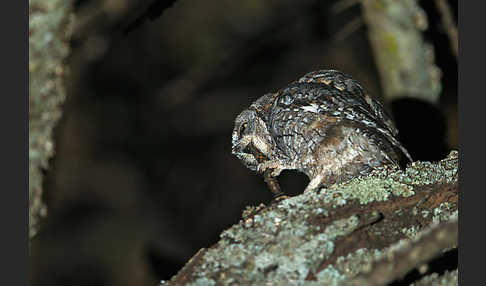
left=232, top=70, right=412, bottom=195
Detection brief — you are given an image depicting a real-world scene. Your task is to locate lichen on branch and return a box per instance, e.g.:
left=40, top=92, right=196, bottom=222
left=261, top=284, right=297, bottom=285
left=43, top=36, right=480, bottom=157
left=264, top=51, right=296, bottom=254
left=166, top=151, right=458, bottom=285
left=29, top=0, right=74, bottom=239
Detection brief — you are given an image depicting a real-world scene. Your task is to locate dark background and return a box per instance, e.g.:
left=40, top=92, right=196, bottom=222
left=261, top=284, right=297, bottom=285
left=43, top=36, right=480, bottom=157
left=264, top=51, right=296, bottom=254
left=30, top=0, right=457, bottom=285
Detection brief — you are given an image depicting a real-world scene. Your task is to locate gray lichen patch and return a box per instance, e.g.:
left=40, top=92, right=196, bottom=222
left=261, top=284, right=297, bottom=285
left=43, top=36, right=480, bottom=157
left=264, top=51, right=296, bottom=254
left=334, top=248, right=382, bottom=278
left=414, top=195, right=457, bottom=223
left=404, top=201, right=457, bottom=239
left=187, top=277, right=216, bottom=286
left=401, top=225, right=421, bottom=239
left=311, top=265, right=346, bottom=286
left=325, top=177, right=414, bottom=205
left=432, top=203, right=457, bottom=224
left=317, top=150, right=458, bottom=207
left=373, top=150, right=458, bottom=186
left=186, top=210, right=359, bottom=285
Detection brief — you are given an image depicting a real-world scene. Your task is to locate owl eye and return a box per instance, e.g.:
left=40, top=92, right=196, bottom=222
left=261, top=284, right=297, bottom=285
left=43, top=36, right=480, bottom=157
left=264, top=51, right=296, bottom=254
left=240, top=123, right=248, bottom=136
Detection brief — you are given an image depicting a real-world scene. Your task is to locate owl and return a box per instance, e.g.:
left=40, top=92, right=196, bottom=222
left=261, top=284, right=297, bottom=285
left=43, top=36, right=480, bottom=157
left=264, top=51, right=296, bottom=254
left=231, top=70, right=412, bottom=197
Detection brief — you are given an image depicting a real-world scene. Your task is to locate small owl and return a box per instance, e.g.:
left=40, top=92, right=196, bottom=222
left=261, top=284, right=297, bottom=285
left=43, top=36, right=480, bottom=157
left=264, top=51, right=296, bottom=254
left=231, top=70, right=412, bottom=196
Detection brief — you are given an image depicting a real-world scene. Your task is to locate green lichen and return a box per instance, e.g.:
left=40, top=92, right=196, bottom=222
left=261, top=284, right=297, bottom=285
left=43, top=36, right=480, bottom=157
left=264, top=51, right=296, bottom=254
left=382, top=33, right=400, bottom=63
left=325, top=177, right=414, bottom=205
left=371, top=0, right=386, bottom=11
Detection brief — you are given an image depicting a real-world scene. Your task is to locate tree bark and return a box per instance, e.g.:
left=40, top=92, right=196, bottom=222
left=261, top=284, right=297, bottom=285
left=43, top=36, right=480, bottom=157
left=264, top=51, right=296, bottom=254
left=166, top=151, right=458, bottom=285
left=29, top=0, right=74, bottom=240
left=360, top=0, right=442, bottom=104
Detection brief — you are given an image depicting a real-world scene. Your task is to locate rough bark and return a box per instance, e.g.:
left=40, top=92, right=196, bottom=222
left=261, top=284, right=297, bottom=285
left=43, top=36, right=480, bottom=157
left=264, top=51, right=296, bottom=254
left=360, top=0, right=442, bottom=104
left=29, top=0, right=74, bottom=240
left=28, top=0, right=161, bottom=242
left=348, top=218, right=457, bottom=286
left=165, top=151, right=458, bottom=285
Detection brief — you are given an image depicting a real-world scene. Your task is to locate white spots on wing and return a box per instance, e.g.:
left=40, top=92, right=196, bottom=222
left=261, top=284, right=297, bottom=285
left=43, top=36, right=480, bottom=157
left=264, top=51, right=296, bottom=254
left=300, top=103, right=320, bottom=113
left=253, top=135, right=271, bottom=157
left=364, top=94, right=374, bottom=107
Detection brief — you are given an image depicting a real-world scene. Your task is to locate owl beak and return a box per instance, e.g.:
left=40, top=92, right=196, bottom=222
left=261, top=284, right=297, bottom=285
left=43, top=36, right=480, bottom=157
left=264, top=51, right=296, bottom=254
left=243, top=143, right=267, bottom=163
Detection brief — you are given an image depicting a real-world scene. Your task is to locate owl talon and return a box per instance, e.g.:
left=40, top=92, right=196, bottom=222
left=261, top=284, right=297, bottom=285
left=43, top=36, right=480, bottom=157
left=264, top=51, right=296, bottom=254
left=263, top=169, right=285, bottom=197
left=304, top=175, right=324, bottom=193
left=258, top=160, right=283, bottom=177
left=270, top=194, right=289, bottom=205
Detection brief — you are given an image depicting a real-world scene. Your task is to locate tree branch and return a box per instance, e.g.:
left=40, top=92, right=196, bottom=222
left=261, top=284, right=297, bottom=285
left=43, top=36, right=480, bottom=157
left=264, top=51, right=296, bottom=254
left=165, top=151, right=458, bottom=285
left=348, top=218, right=457, bottom=286
left=29, top=0, right=74, bottom=240
left=360, top=0, right=442, bottom=104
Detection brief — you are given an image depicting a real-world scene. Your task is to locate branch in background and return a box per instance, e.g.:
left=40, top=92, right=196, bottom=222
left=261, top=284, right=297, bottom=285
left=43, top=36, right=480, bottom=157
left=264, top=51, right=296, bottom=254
left=333, top=17, right=364, bottom=43
left=435, top=0, right=458, bottom=59
left=152, top=2, right=316, bottom=113
left=29, top=0, right=74, bottom=240
left=330, top=1, right=365, bottom=44
left=360, top=0, right=442, bottom=104
left=165, top=151, right=458, bottom=285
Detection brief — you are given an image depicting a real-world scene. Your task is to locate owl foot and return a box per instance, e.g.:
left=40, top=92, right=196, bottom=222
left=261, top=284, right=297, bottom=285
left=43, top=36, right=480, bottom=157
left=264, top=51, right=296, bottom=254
left=257, top=160, right=283, bottom=177
left=304, top=174, right=324, bottom=193
left=262, top=170, right=285, bottom=197
left=269, top=194, right=290, bottom=206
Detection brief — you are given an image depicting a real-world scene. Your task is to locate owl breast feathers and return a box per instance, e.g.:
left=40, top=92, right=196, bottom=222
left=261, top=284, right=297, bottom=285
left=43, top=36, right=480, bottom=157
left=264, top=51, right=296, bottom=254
left=232, top=70, right=412, bottom=194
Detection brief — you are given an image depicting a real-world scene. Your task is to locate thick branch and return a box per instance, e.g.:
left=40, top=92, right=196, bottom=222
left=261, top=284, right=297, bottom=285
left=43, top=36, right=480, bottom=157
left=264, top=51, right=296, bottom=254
left=29, top=0, right=74, bottom=240
left=166, top=151, right=458, bottom=285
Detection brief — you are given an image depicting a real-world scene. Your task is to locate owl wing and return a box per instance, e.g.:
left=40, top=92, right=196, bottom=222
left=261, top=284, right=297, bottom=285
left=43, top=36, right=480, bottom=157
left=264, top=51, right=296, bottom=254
left=271, top=75, right=412, bottom=163
left=295, top=70, right=399, bottom=135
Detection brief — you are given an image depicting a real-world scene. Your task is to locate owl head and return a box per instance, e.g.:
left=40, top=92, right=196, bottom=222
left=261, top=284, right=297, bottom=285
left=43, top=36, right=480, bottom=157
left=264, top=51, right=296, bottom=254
left=231, top=93, right=276, bottom=172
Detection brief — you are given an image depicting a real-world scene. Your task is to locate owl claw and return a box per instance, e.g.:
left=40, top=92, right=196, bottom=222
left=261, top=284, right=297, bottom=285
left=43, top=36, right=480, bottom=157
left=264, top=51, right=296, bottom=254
left=269, top=194, right=290, bottom=205
left=304, top=174, right=324, bottom=193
